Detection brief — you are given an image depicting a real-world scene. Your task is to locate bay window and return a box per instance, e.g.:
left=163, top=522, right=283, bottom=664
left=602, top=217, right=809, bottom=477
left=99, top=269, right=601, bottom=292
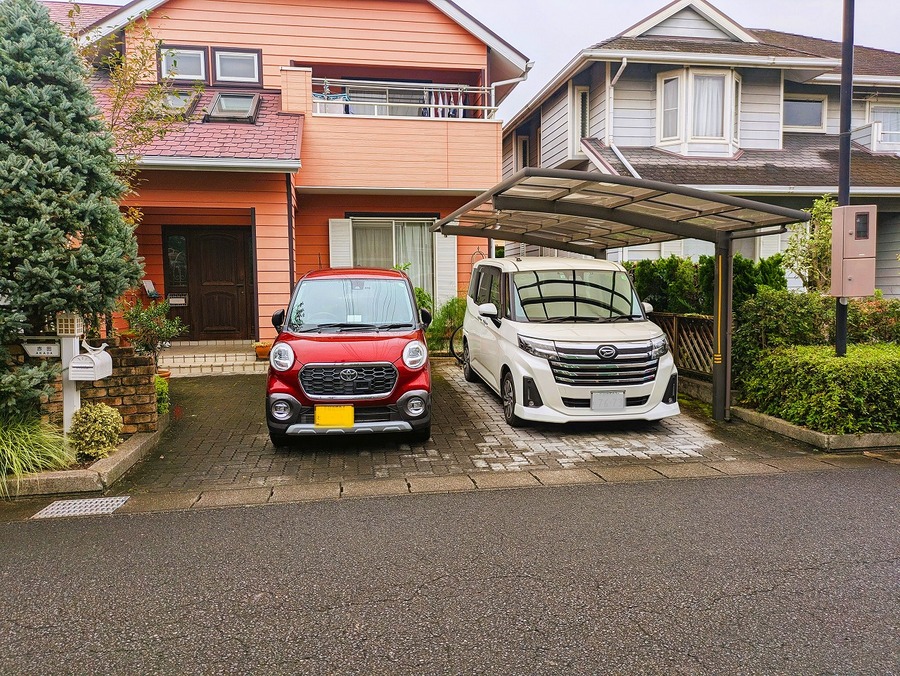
left=656, top=68, right=741, bottom=153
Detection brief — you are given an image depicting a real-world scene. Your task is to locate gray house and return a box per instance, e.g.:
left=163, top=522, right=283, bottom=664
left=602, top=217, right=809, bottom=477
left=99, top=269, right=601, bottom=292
left=502, top=0, right=900, bottom=296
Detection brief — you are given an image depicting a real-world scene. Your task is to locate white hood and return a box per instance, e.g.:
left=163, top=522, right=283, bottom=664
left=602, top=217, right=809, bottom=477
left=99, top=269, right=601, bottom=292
left=514, top=319, right=664, bottom=344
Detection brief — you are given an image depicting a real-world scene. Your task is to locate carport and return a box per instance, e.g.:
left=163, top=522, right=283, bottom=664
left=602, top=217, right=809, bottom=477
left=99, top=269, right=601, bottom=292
left=432, top=168, right=811, bottom=422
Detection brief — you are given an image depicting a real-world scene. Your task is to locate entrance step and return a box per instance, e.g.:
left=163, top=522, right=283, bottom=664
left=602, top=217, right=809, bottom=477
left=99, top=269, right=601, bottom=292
left=159, top=341, right=269, bottom=377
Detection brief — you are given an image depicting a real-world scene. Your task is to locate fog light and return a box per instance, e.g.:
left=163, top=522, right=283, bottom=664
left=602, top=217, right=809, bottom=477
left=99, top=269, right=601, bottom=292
left=405, top=396, right=426, bottom=417
left=523, top=376, right=543, bottom=408
left=663, top=374, right=678, bottom=405
left=271, top=400, right=292, bottom=421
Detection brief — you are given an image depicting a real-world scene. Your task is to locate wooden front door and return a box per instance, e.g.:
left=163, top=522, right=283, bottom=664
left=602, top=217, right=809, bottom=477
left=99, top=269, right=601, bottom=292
left=162, top=227, right=255, bottom=340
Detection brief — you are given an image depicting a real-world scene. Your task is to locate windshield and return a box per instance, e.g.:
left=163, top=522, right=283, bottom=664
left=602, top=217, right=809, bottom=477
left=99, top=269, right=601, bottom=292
left=286, top=278, right=416, bottom=332
left=511, top=269, right=643, bottom=322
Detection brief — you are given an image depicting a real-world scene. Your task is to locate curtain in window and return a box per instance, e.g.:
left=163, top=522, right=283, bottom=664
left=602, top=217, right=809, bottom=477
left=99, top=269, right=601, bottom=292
left=692, top=75, right=724, bottom=138
left=395, top=221, right=433, bottom=295
left=873, top=106, right=900, bottom=138
left=353, top=222, right=392, bottom=269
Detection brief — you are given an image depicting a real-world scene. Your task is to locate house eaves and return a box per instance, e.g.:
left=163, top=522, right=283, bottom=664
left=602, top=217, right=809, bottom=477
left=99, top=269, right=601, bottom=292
left=619, top=0, right=758, bottom=43
left=136, top=156, right=302, bottom=172
left=813, top=74, right=900, bottom=87
left=686, top=185, right=900, bottom=197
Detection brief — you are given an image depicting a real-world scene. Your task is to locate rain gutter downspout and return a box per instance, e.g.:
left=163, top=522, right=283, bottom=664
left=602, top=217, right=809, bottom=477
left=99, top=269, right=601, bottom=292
left=608, top=58, right=641, bottom=179
left=491, top=64, right=533, bottom=112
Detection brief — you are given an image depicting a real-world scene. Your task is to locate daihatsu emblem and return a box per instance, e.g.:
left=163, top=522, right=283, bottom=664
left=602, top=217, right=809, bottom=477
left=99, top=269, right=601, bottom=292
left=339, top=368, right=359, bottom=382
left=597, top=345, right=618, bottom=360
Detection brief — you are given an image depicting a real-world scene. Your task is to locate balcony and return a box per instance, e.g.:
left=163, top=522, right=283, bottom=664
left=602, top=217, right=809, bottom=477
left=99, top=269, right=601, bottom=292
left=281, top=68, right=502, bottom=192
left=851, top=120, right=900, bottom=153
left=310, top=78, right=497, bottom=120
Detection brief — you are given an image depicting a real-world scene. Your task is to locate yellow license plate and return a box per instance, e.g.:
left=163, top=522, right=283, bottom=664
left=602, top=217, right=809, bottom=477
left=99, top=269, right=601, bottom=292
left=314, top=405, right=354, bottom=428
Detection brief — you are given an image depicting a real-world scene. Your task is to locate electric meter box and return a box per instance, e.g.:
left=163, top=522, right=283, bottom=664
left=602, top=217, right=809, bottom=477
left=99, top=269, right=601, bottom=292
left=830, top=205, right=877, bottom=298
left=68, top=346, right=113, bottom=381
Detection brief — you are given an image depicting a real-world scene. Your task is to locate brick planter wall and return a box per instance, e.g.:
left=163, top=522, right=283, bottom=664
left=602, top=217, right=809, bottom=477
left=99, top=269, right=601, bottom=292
left=79, top=346, right=158, bottom=435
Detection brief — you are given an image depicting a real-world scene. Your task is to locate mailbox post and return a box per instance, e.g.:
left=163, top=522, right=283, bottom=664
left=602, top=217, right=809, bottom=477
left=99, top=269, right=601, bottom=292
left=56, top=313, right=84, bottom=434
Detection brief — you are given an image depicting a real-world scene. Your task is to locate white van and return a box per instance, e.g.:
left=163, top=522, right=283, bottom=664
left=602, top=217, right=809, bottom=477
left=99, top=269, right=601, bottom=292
left=462, top=257, right=679, bottom=426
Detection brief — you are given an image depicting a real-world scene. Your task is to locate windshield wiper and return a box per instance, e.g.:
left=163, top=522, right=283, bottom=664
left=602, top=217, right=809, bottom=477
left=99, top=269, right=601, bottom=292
left=608, top=315, right=640, bottom=322
left=375, top=322, right=416, bottom=331
left=541, top=315, right=602, bottom=323
left=296, top=322, right=380, bottom=333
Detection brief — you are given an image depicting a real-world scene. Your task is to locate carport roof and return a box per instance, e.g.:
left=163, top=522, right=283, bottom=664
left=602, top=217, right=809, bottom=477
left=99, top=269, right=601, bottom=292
left=433, top=168, right=810, bottom=257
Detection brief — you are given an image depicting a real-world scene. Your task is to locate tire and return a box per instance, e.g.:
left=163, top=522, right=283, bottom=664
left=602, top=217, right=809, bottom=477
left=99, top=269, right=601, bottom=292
left=269, top=430, right=292, bottom=448
left=501, top=370, right=525, bottom=428
left=409, top=425, right=431, bottom=443
left=462, top=341, right=479, bottom=383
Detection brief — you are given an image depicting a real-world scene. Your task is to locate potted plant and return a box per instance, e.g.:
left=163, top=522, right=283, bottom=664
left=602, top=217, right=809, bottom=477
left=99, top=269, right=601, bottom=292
left=254, top=341, right=272, bottom=360
left=121, top=299, right=187, bottom=374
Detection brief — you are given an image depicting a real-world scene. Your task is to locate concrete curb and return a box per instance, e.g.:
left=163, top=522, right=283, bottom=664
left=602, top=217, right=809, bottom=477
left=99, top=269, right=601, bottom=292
left=7, top=413, right=169, bottom=498
left=731, top=407, right=900, bottom=451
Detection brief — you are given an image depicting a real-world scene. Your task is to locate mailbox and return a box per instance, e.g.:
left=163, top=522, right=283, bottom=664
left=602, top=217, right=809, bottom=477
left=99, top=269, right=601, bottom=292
left=830, top=205, right=877, bottom=298
left=68, top=342, right=113, bottom=381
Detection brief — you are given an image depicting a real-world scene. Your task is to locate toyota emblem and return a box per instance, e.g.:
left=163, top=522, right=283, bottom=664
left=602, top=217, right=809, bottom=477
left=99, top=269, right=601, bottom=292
left=339, top=368, right=359, bottom=382
left=597, top=345, right=618, bottom=360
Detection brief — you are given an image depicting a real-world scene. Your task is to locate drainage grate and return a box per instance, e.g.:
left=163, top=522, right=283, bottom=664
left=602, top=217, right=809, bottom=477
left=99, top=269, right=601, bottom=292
left=32, top=496, right=130, bottom=519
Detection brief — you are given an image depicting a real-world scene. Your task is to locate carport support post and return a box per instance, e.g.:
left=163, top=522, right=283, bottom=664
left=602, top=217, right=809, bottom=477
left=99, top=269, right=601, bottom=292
left=712, top=232, right=734, bottom=422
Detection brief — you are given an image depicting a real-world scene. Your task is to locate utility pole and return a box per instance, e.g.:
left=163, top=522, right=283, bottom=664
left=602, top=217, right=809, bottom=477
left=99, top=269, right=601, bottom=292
left=835, top=0, right=854, bottom=356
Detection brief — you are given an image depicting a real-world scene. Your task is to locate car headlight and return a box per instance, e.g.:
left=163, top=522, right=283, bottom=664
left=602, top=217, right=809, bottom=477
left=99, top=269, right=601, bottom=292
left=518, top=335, right=558, bottom=360
left=269, top=342, right=295, bottom=371
left=650, top=335, right=669, bottom=359
left=402, top=340, right=428, bottom=369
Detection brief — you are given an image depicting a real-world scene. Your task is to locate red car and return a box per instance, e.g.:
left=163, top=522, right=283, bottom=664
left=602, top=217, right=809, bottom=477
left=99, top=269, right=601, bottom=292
left=266, top=268, right=432, bottom=446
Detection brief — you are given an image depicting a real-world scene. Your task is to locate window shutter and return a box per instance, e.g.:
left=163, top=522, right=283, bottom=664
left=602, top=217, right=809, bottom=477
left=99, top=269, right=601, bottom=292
left=433, top=231, right=458, bottom=307
left=757, top=233, right=781, bottom=260
left=328, top=219, right=353, bottom=267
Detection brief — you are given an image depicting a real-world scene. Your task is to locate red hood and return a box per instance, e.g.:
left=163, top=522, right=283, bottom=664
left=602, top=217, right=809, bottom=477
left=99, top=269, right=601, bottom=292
left=278, top=330, right=421, bottom=365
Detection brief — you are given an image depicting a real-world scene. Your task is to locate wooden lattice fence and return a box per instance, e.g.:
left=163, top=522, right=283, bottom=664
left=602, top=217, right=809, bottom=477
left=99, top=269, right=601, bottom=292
left=649, top=312, right=714, bottom=380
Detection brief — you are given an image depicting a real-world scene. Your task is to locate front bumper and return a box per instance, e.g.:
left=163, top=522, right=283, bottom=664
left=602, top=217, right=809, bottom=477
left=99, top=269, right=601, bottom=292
left=506, top=350, right=680, bottom=423
left=266, top=390, right=431, bottom=436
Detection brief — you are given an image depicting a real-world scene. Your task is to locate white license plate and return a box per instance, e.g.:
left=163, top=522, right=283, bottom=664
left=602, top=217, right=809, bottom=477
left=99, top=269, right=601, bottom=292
left=591, top=391, right=625, bottom=411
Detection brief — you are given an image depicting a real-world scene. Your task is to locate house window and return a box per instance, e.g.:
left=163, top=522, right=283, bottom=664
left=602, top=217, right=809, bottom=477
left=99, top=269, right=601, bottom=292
left=204, top=93, right=261, bottom=123
left=784, top=95, right=827, bottom=132
left=692, top=74, right=725, bottom=138
left=733, top=78, right=741, bottom=143
left=660, top=76, right=680, bottom=140
left=515, top=136, right=530, bottom=171
left=351, top=218, right=434, bottom=296
left=212, top=48, right=262, bottom=86
left=160, top=46, right=207, bottom=81
left=871, top=104, right=900, bottom=141
left=571, top=85, right=590, bottom=155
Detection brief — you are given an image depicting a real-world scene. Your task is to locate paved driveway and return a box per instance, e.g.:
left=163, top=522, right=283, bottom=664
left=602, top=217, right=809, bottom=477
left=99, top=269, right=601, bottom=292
left=112, top=359, right=819, bottom=495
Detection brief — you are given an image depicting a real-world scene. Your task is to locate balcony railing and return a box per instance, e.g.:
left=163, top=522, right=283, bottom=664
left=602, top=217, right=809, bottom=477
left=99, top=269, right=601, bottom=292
left=311, top=78, right=497, bottom=120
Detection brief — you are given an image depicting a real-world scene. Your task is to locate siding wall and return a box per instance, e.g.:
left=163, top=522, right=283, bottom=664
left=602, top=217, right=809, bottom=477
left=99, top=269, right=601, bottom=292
left=540, top=88, right=569, bottom=167
left=125, top=170, right=291, bottom=340
left=740, top=69, right=782, bottom=150
left=588, top=62, right=607, bottom=141
left=610, top=66, right=655, bottom=147
left=141, top=0, right=487, bottom=87
left=293, top=193, right=483, bottom=297
left=642, top=7, right=733, bottom=39
left=501, top=133, right=514, bottom=178
left=876, top=213, right=900, bottom=298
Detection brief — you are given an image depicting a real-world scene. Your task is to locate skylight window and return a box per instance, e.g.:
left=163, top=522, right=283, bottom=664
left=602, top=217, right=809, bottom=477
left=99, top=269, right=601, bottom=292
left=204, top=93, right=261, bottom=123
left=160, top=90, right=199, bottom=116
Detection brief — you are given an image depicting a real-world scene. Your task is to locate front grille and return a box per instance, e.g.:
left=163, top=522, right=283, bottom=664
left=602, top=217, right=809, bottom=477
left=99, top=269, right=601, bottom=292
left=562, top=395, right=651, bottom=408
left=299, top=363, right=398, bottom=399
left=299, top=406, right=395, bottom=424
left=550, top=340, right=659, bottom=387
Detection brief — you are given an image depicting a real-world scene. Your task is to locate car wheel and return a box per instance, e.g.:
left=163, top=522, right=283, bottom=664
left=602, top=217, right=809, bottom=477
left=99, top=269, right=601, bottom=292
left=501, top=371, right=524, bottom=428
left=409, top=425, right=431, bottom=443
left=269, top=430, right=292, bottom=448
left=462, top=341, right=479, bottom=383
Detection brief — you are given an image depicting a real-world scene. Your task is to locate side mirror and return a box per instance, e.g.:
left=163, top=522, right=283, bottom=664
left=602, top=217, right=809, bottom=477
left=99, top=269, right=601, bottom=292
left=478, top=302, right=498, bottom=318
left=642, top=302, right=654, bottom=315
left=420, top=308, right=432, bottom=328
left=272, top=309, right=285, bottom=332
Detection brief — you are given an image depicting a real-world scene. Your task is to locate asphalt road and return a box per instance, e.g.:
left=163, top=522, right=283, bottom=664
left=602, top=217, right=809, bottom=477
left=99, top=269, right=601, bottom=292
left=1, top=467, right=897, bottom=675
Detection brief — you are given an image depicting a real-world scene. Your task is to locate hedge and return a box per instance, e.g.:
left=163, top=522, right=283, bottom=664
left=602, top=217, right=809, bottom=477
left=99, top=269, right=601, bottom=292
left=741, top=344, right=900, bottom=434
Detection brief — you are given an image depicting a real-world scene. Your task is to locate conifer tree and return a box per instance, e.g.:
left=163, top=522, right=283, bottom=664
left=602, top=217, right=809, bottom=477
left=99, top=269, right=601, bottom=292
left=0, top=0, right=142, bottom=413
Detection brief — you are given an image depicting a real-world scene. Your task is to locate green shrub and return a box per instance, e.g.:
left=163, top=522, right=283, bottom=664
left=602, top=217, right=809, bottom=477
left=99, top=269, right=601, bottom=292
left=848, top=295, right=900, bottom=344
left=68, top=403, right=123, bottom=461
left=122, top=299, right=187, bottom=367
left=741, top=344, right=900, bottom=434
left=732, top=288, right=833, bottom=384
left=426, top=296, right=467, bottom=351
left=155, top=375, right=170, bottom=415
left=0, top=414, right=73, bottom=496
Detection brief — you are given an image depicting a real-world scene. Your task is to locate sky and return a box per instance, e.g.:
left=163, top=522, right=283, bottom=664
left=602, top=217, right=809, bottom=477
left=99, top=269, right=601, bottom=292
left=83, top=0, right=900, bottom=121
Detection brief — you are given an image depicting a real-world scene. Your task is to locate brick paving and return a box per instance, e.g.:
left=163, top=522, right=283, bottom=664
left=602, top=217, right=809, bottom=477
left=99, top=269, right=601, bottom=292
left=111, top=358, right=822, bottom=496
